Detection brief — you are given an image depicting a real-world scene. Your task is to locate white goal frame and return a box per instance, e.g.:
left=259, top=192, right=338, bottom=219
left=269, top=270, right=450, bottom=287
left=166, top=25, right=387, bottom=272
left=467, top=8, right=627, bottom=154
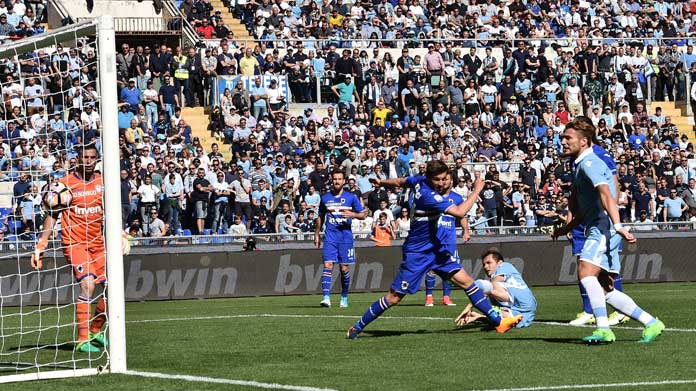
left=0, top=15, right=126, bottom=382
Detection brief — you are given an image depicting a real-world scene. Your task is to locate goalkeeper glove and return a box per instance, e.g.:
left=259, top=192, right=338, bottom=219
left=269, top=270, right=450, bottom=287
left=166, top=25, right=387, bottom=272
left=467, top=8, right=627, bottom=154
left=31, top=238, right=48, bottom=270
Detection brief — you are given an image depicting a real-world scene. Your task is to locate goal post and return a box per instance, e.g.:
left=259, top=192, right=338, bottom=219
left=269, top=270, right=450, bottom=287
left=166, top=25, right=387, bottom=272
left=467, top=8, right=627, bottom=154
left=0, top=15, right=125, bottom=382
left=97, top=14, right=127, bottom=375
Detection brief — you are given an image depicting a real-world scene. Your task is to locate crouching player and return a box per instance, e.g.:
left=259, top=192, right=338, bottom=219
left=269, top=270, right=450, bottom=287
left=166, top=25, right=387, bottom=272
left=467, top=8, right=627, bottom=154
left=32, top=144, right=108, bottom=353
left=455, top=249, right=536, bottom=328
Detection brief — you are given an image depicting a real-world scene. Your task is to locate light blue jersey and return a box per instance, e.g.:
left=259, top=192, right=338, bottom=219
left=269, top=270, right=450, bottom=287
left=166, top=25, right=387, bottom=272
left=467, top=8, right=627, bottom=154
left=571, top=144, right=618, bottom=255
left=573, top=148, right=616, bottom=230
left=319, top=190, right=364, bottom=244
left=491, top=262, right=536, bottom=327
left=573, top=148, right=621, bottom=272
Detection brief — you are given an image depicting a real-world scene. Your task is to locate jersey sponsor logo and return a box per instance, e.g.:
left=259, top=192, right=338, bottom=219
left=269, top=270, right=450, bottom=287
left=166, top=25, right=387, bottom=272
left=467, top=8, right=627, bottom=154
left=72, top=205, right=103, bottom=215
left=72, top=189, right=102, bottom=197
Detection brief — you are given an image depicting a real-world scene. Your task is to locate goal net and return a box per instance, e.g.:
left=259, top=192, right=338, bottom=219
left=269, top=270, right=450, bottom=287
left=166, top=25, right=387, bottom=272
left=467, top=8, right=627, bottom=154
left=0, top=17, right=125, bottom=382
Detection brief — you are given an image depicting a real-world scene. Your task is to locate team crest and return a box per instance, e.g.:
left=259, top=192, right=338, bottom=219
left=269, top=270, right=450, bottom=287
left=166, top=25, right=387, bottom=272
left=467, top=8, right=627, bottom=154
left=401, top=281, right=409, bottom=290
left=434, top=194, right=443, bottom=202
left=95, top=185, right=103, bottom=193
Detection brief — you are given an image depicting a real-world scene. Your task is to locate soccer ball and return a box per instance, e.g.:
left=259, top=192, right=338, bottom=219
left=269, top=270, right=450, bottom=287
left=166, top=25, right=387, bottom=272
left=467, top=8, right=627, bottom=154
left=41, top=181, right=72, bottom=212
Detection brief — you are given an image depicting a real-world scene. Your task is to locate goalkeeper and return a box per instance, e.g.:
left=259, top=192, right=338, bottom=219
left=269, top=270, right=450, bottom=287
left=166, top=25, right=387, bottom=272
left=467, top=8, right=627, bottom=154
left=32, top=143, right=110, bottom=353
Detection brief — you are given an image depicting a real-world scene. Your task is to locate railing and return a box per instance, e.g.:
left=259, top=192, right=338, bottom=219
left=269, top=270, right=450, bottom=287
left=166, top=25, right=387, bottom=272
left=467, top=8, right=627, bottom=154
left=161, top=0, right=201, bottom=50
left=75, top=17, right=183, bottom=34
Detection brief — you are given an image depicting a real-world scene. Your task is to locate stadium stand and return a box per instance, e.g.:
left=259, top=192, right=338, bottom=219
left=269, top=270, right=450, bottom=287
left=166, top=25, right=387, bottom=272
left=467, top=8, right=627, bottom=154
left=2, top=0, right=696, bottom=243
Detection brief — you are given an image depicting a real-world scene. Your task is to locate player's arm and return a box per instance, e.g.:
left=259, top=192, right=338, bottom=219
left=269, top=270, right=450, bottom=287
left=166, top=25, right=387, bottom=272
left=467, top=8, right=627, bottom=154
left=598, top=183, right=635, bottom=243
left=460, top=216, right=470, bottom=242
left=32, top=212, right=58, bottom=270
left=313, top=213, right=322, bottom=248
left=370, top=177, right=407, bottom=189
left=446, top=178, right=484, bottom=218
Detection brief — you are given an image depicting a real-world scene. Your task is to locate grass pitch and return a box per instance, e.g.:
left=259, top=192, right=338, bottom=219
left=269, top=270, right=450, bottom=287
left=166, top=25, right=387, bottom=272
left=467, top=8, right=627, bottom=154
left=3, top=282, right=696, bottom=391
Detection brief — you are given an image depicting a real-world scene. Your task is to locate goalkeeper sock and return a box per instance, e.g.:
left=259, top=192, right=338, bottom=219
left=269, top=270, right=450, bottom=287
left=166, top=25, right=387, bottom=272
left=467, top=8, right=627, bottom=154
left=425, top=273, right=435, bottom=297
left=605, top=290, right=656, bottom=326
left=465, top=283, right=501, bottom=326
left=76, top=295, right=91, bottom=342
left=340, top=269, right=351, bottom=298
left=579, top=282, right=592, bottom=314
left=355, top=296, right=393, bottom=332
left=580, top=276, right=609, bottom=328
left=613, top=274, right=623, bottom=292
left=90, top=296, right=107, bottom=333
left=442, top=279, right=452, bottom=297
left=321, top=266, right=332, bottom=298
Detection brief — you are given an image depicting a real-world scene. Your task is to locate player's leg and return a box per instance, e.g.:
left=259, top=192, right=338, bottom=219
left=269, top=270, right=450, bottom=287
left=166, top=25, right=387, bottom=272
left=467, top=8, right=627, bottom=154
left=338, top=244, right=355, bottom=308
left=67, top=245, right=101, bottom=353
left=424, top=271, right=435, bottom=306
left=320, top=261, right=334, bottom=307
left=320, top=241, right=339, bottom=307
left=88, top=249, right=108, bottom=347
left=577, top=229, right=615, bottom=344
left=347, top=251, right=428, bottom=339
left=599, top=237, right=664, bottom=343
left=570, top=232, right=595, bottom=325
left=442, top=278, right=455, bottom=306
left=339, top=263, right=351, bottom=308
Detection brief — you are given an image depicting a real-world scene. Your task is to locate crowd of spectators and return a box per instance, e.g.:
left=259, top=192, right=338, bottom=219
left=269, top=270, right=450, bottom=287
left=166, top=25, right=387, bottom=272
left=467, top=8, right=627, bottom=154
left=2, top=0, right=696, bottom=243
left=0, top=0, right=45, bottom=42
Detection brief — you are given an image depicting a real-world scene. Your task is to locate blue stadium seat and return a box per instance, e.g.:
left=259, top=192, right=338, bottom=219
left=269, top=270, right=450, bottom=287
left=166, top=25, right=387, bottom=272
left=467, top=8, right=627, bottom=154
left=0, top=208, right=12, bottom=219
left=8, top=220, right=22, bottom=234
left=182, top=229, right=192, bottom=236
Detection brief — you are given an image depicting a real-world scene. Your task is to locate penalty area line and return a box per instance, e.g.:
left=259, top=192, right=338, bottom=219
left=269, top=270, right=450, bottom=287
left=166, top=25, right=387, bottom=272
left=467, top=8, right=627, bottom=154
left=467, top=379, right=696, bottom=391
left=123, top=370, right=339, bottom=391
left=125, top=314, right=696, bottom=333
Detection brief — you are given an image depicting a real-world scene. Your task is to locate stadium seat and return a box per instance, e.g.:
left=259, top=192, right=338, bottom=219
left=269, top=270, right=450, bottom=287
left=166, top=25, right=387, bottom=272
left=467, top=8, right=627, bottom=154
left=182, top=229, right=192, bottom=236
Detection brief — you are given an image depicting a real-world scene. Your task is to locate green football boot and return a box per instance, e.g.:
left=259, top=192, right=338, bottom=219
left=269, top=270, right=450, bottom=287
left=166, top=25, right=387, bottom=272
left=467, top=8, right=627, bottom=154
left=89, top=331, right=109, bottom=348
left=75, top=340, right=101, bottom=353
left=582, top=328, right=616, bottom=345
left=638, top=319, right=665, bottom=343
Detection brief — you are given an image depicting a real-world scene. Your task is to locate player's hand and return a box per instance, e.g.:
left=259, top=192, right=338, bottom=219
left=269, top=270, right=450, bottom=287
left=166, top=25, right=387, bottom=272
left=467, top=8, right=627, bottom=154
left=617, top=228, right=636, bottom=243
left=31, top=248, right=43, bottom=270
left=462, top=230, right=470, bottom=242
left=340, top=210, right=355, bottom=218
left=314, top=234, right=321, bottom=248
left=454, top=307, right=471, bottom=326
left=472, top=178, right=485, bottom=193
left=369, top=177, right=381, bottom=187
left=31, top=238, right=48, bottom=270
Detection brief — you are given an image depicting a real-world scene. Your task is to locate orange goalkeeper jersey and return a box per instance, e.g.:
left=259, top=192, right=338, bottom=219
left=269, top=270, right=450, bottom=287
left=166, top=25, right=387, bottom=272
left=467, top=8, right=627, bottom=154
left=60, top=172, right=104, bottom=246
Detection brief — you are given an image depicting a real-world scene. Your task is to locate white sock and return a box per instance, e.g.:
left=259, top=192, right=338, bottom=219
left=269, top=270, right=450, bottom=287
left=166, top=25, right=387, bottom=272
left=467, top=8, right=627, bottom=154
left=606, top=290, right=655, bottom=326
left=580, top=276, right=609, bottom=328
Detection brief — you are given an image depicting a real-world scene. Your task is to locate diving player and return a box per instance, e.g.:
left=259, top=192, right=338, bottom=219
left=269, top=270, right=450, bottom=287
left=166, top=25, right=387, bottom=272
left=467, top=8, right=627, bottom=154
left=455, top=249, right=536, bottom=328
left=553, top=118, right=664, bottom=344
left=315, top=169, right=368, bottom=308
left=346, top=160, right=523, bottom=339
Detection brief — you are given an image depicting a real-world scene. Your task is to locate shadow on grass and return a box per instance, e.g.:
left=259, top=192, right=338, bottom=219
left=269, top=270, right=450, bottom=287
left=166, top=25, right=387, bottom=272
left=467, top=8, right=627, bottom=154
left=534, top=318, right=574, bottom=323
left=7, top=342, right=76, bottom=352
left=488, top=336, right=594, bottom=344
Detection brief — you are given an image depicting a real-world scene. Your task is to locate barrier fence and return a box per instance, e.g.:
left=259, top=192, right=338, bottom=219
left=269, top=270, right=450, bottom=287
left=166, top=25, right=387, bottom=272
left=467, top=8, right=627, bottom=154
left=1, top=232, right=693, bottom=305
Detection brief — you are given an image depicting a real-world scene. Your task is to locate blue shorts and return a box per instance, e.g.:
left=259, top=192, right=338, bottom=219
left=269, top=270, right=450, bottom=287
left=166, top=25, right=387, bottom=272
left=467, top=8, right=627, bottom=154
left=322, top=241, right=355, bottom=264
left=391, top=250, right=462, bottom=295
left=579, top=226, right=622, bottom=273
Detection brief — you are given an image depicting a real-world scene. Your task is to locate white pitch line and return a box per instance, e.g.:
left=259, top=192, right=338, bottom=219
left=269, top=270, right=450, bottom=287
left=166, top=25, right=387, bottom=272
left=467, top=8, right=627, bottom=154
left=123, top=370, right=338, bottom=391
left=468, top=379, right=696, bottom=391
left=125, top=313, right=696, bottom=333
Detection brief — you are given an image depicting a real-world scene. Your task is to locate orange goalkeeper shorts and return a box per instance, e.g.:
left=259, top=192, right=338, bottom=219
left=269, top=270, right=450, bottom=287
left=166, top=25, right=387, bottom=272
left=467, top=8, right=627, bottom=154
left=63, top=243, right=106, bottom=284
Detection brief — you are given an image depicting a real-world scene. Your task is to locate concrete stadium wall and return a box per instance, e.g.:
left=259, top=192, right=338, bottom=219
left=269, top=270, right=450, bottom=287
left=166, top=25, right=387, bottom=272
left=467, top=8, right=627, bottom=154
left=0, top=232, right=693, bottom=305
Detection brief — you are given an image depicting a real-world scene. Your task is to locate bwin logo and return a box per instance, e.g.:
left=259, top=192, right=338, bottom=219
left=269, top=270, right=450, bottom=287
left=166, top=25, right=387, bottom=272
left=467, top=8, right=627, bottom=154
left=401, top=281, right=409, bottom=291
